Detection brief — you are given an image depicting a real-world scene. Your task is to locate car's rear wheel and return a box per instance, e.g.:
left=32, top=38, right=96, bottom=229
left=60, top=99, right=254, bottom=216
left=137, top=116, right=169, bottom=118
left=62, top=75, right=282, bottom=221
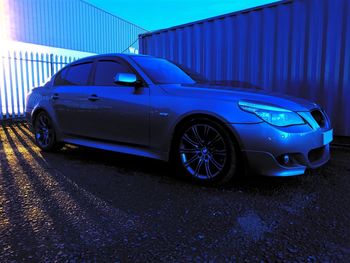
left=172, top=118, right=238, bottom=185
left=34, top=111, right=63, bottom=151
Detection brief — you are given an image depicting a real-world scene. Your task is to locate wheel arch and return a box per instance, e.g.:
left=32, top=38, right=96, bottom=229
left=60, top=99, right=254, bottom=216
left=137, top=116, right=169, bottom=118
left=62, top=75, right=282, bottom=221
left=31, top=107, right=48, bottom=127
left=168, top=112, right=244, bottom=161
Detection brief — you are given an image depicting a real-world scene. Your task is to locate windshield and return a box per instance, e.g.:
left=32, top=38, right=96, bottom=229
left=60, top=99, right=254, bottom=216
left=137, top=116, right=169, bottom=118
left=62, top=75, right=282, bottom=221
left=131, top=56, right=196, bottom=85
left=174, top=63, right=208, bottom=84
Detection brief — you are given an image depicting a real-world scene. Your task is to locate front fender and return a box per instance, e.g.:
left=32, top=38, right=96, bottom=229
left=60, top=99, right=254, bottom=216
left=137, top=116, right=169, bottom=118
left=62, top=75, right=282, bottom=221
left=150, top=94, right=261, bottom=161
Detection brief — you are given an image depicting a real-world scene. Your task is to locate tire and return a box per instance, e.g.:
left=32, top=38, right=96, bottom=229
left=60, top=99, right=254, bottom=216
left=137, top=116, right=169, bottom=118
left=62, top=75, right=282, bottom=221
left=171, top=118, right=238, bottom=186
left=33, top=111, right=63, bottom=152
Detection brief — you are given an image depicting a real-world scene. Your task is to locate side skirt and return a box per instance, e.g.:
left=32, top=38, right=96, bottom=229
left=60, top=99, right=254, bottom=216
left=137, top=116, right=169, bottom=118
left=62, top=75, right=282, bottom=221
left=62, top=136, right=166, bottom=161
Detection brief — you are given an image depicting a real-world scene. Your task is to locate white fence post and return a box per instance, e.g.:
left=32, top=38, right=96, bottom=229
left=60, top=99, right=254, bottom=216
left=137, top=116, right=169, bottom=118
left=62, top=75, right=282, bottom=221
left=0, top=51, right=81, bottom=120
left=0, top=55, right=3, bottom=120
left=19, top=51, right=26, bottom=117
left=8, top=51, right=15, bottom=119
left=14, top=51, right=20, bottom=118
left=24, top=52, right=30, bottom=108
left=1, top=53, right=9, bottom=119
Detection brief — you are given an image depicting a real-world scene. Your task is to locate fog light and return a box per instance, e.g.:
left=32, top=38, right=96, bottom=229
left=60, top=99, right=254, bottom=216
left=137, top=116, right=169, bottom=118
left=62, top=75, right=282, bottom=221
left=277, top=154, right=295, bottom=166
left=283, top=154, right=290, bottom=164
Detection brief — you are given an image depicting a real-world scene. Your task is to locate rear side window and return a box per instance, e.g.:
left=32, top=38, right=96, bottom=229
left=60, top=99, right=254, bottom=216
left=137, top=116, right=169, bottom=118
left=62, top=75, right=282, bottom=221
left=94, top=60, right=133, bottom=86
left=66, top=63, right=92, bottom=85
left=53, top=68, right=68, bottom=86
left=54, top=62, right=92, bottom=86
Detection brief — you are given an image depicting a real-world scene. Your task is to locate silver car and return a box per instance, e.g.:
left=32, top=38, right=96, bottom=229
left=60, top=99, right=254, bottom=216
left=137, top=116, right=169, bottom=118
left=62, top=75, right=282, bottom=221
left=26, top=54, right=333, bottom=185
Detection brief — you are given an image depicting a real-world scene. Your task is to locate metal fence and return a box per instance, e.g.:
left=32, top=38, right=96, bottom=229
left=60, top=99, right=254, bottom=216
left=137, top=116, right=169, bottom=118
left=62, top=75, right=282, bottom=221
left=0, top=51, right=78, bottom=119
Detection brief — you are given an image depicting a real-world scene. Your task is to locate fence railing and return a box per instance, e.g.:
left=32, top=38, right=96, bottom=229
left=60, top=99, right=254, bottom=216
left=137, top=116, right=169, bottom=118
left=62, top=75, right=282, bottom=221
left=0, top=51, right=80, bottom=119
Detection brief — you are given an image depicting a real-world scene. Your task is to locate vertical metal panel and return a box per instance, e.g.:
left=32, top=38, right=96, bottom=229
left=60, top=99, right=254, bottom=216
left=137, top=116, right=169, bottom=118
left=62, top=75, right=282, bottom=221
left=6, top=0, right=147, bottom=54
left=140, top=0, right=350, bottom=136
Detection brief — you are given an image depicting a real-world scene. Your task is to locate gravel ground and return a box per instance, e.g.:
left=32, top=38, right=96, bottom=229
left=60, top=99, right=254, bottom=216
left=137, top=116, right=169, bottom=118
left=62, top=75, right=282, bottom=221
left=0, top=122, right=350, bottom=262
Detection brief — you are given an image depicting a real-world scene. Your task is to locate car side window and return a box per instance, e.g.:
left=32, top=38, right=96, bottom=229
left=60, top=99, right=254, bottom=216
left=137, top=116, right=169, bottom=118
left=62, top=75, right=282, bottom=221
left=53, top=62, right=92, bottom=86
left=53, top=68, right=68, bottom=86
left=94, top=60, right=133, bottom=86
left=65, top=63, right=92, bottom=85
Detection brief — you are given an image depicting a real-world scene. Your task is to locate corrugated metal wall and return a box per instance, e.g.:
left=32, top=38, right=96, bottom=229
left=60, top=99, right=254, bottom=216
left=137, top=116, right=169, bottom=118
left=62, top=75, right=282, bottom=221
left=139, top=0, right=350, bottom=137
left=4, top=0, right=147, bottom=54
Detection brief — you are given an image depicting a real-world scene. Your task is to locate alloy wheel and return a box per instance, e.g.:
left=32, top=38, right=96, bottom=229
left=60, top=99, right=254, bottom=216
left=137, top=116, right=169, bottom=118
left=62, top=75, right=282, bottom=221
left=179, top=124, right=227, bottom=179
left=35, top=113, right=54, bottom=148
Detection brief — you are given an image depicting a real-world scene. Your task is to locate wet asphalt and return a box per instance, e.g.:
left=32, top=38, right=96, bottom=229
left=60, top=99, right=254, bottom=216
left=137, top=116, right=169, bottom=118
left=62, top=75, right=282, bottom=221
left=0, top=122, right=349, bottom=262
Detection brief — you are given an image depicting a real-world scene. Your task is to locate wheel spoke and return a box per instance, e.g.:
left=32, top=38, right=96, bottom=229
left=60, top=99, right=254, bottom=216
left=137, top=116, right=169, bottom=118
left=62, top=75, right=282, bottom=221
left=39, top=116, right=46, bottom=127
left=203, top=125, right=210, bottom=138
left=194, top=159, right=204, bottom=177
left=191, top=125, right=203, bottom=144
left=209, top=156, right=224, bottom=171
left=184, top=154, right=200, bottom=167
left=182, top=133, right=200, bottom=148
left=42, top=116, right=50, bottom=128
left=208, top=134, right=223, bottom=147
left=179, top=148, right=200, bottom=154
left=204, top=161, right=213, bottom=178
left=44, top=135, right=49, bottom=145
left=212, top=149, right=226, bottom=156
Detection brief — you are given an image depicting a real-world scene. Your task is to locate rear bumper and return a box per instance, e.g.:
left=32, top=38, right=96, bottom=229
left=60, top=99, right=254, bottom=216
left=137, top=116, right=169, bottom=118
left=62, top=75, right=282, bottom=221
left=230, top=122, right=332, bottom=177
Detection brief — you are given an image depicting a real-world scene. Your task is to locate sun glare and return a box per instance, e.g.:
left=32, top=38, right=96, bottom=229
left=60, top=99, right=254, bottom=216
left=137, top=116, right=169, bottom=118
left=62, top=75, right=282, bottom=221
left=0, top=0, right=11, bottom=43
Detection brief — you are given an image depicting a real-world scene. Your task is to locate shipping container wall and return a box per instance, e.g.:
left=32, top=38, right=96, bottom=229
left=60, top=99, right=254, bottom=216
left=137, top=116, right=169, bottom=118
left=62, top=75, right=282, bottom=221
left=139, top=0, right=350, bottom=136
left=3, top=0, right=147, bottom=54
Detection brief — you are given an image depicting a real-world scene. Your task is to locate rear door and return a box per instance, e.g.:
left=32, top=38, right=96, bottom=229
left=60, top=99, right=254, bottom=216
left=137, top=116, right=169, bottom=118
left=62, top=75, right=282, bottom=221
left=88, top=58, right=150, bottom=146
left=51, top=62, right=94, bottom=136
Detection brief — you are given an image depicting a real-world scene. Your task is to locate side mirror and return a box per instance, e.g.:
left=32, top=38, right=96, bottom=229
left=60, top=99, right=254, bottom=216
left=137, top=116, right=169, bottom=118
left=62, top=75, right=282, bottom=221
left=114, top=73, right=138, bottom=86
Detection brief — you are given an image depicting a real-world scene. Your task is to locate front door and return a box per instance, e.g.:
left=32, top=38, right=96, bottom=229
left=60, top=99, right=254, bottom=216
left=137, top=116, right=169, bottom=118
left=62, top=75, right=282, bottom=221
left=87, top=59, right=150, bottom=146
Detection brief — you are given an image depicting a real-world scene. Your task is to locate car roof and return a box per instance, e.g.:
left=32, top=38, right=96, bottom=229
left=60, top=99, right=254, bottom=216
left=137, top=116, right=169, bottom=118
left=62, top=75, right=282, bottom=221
left=69, top=53, right=152, bottom=66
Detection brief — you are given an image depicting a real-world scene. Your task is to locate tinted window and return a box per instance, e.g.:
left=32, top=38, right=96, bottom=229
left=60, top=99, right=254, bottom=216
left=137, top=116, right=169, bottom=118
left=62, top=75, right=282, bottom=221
left=174, top=63, right=208, bottom=83
left=65, top=63, right=92, bottom=85
left=131, top=56, right=195, bottom=85
left=94, top=60, right=132, bottom=86
left=53, top=68, right=69, bottom=86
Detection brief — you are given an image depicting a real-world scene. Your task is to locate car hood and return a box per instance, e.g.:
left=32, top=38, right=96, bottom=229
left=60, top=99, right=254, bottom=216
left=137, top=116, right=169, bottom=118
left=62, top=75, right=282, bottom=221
left=161, top=84, right=318, bottom=112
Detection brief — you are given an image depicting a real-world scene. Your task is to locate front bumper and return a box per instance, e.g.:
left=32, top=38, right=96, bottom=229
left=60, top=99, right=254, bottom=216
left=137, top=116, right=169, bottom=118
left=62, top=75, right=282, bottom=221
left=231, top=122, right=332, bottom=177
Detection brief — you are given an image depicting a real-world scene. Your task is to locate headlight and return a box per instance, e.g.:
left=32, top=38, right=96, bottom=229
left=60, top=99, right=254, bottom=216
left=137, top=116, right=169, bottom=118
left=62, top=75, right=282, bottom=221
left=238, top=101, right=305, bottom=127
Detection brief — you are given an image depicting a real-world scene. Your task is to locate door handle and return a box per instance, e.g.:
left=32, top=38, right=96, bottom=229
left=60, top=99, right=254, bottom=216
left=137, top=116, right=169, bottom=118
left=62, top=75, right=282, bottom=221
left=88, top=94, right=99, bottom=101
left=51, top=93, right=59, bottom=100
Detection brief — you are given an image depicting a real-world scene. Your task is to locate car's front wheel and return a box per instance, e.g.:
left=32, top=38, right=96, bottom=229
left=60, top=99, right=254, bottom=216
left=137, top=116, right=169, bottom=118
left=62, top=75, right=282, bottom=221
left=172, top=118, right=238, bottom=185
left=34, top=111, right=63, bottom=152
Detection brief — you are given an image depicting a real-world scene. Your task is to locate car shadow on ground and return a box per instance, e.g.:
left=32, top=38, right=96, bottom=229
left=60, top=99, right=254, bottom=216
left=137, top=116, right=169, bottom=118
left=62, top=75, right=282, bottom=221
left=1, top=122, right=349, bottom=261
left=10, top=122, right=313, bottom=196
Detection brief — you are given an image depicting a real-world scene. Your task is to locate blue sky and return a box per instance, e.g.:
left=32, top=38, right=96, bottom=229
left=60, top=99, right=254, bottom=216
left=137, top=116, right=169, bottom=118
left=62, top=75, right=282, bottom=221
left=84, top=0, right=281, bottom=31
